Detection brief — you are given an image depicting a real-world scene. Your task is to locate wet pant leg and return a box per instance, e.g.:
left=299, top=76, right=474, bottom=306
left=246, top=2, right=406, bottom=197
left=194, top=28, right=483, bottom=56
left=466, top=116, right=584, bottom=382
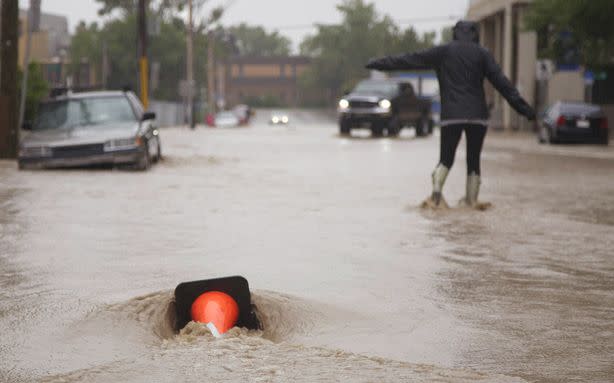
left=439, top=124, right=463, bottom=169
left=464, top=124, right=487, bottom=175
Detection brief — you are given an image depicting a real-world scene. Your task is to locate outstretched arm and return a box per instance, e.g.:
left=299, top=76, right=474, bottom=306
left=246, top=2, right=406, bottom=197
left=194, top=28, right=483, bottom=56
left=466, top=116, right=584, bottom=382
left=366, top=46, right=446, bottom=71
left=484, top=50, right=536, bottom=120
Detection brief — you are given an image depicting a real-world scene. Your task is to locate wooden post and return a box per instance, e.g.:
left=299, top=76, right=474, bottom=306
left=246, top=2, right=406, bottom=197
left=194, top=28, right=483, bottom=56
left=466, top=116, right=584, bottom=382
left=138, top=0, right=149, bottom=108
left=0, top=0, right=19, bottom=159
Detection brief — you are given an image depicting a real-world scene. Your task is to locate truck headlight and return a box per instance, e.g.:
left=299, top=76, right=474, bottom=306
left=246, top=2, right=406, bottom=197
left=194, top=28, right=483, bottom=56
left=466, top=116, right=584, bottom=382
left=339, top=99, right=350, bottom=110
left=379, top=99, right=391, bottom=110
left=104, top=137, right=139, bottom=151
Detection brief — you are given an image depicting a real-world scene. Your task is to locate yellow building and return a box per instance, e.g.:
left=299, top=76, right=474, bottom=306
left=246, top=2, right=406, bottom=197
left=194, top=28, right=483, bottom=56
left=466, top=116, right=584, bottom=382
left=18, top=9, right=82, bottom=87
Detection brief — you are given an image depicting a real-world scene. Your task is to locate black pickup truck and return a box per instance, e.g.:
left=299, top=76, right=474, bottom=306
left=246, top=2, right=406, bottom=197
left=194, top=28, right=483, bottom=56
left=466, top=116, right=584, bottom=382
left=338, top=78, right=433, bottom=137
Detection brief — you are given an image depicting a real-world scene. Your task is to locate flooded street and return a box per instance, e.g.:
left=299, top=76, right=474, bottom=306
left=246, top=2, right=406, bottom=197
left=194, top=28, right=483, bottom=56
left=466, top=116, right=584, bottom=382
left=1, top=111, right=613, bottom=382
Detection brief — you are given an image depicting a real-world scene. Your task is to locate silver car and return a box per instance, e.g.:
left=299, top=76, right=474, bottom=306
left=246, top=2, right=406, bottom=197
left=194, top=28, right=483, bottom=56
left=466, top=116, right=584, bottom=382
left=19, top=90, right=161, bottom=170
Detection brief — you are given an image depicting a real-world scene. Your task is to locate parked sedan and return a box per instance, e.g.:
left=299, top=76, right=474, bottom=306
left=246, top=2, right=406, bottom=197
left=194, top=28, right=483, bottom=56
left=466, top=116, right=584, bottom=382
left=19, top=90, right=161, bottom=170
left=214, top=111, right=240, bottom=128
left=538, top=101, right=609, bottom=145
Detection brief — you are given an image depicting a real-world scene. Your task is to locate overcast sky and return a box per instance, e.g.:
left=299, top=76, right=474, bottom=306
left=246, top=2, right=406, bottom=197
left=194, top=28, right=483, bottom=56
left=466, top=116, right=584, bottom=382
left=38, top=0, right=470, bottom=51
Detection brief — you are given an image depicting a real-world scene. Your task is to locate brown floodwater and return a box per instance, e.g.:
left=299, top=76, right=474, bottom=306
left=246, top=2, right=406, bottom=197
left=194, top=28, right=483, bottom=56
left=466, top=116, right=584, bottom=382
left=1, top=112, right=612, bottom=382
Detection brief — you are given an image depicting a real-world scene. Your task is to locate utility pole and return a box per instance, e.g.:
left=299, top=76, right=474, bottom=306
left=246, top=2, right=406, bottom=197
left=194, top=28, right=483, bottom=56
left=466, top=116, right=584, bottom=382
left=186, top=0, right=194, bottom=129
left=19, top=0, right=40, bottom=134
left=138, top=0, right=148, bottom=108
left=0, top=0, right=18, bottom=159
left=207, top=31, right=215, bottom=116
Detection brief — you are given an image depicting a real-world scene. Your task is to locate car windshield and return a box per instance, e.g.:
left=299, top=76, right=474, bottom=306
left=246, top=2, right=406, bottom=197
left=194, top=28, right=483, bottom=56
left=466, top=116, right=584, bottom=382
left=32, top=96, right=136, bottom=131
left=354, top=80, right=397, bottom=95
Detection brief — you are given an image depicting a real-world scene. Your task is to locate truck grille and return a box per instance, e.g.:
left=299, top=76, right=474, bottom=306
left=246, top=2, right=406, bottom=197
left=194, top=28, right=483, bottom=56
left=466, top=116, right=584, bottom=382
left=52, top=144, right=104, bottom=159
left=350, top=100, right=378, bottom=109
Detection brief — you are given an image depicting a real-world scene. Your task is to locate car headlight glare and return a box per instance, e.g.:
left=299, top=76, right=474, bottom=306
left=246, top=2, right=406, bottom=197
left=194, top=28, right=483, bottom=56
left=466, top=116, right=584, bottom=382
left=281, top=116, right=289, bottom=123
left=272, top=117, right=280, bottom=124
left=339, top=99, right=350, bottom=110
left=104, top=137, right=139, bottom=151
left=379, top=99, right=392, bottom=110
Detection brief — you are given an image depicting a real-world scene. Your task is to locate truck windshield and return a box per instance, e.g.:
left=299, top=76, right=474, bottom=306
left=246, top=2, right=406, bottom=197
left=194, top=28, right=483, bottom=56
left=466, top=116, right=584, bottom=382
left=33, top=96, right=137, bottom=131
left=354, top=81, right=397, bottom=95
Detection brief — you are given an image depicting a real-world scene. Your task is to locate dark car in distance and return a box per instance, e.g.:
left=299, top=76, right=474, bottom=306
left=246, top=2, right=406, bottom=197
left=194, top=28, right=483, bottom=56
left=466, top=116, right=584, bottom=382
left=19, top=90, right=161, bottom=170
left=538, top=101, right=609, bottom=145
left=338, top=78, right=433, bottom=137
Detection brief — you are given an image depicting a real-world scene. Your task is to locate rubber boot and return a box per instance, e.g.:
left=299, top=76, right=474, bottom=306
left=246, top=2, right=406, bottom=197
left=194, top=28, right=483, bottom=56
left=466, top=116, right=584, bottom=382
left=430, top=164, right=450, bottom=207
left=465, top=173, right=481, bottom=206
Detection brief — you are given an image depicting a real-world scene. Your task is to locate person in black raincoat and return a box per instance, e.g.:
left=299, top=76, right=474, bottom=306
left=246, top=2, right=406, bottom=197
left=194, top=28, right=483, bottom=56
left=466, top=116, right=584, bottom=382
left=366, top=21, right=536, bottom=208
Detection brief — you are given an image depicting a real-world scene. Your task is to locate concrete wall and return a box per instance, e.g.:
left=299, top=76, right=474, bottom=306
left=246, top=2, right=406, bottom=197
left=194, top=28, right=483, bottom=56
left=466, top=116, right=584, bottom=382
left=149, top=100, right=188, bottom=128
left=548, top=71, right=584, bottom=105
left=514, top=30, right=537, bottom=130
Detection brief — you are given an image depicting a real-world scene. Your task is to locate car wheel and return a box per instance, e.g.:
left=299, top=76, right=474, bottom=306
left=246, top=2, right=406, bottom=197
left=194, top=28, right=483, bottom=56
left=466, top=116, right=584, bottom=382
left=547, top=128, right=558, bottom=144
left=538, top=127, right=547, bottom=144
left=339, top=120, right=351, bottom=136
left=135, top=146, right=151, bottom=171
left=387, top=118, right=401, bottom=137
left=600, top=134, right=609, bottom=146
left=416, top=118, right=428, bottom=137
left=371, top=124, right=384, bottom=137
left=153, top=139, right=162, bottom=163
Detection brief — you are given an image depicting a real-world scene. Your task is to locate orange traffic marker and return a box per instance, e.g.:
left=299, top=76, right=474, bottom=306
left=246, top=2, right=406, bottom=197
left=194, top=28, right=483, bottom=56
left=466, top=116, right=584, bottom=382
left=174, top=276, right=260, bottom=333
left=191, top=291, right=239, bottom=334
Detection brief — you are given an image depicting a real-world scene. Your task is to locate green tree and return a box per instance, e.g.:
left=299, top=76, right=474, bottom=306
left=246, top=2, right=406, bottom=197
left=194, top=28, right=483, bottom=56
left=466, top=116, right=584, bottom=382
left=525, top=0, right=614, bottom=67
left=440, top=26, right=454, bottom=44
left=18, top=62, right=49, bottom=122
left=69, top=22, right=102, bottom=80
left=299, top=0, right=435, bottom=105
left=227, top=24, right=291, bottom=56
left=95, top=0, right=213, bottom=16
left=69, top=14, right=211, bottom=101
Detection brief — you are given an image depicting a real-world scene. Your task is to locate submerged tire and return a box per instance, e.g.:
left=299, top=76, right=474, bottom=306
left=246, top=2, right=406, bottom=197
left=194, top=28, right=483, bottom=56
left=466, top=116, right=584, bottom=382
left=387, top=118, right=401, bottom=137
left=339, top=121, right=351, bottom=136
left=416, top=118, right=429, bottom=137
left=371, top=124, right=384, bottom=137
left=135, top=146, right=151, bottom=171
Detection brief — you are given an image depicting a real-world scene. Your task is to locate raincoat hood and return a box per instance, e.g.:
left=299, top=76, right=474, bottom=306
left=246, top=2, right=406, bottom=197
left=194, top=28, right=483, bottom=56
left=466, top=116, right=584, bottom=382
left=453, top=21, right=480, bottom=44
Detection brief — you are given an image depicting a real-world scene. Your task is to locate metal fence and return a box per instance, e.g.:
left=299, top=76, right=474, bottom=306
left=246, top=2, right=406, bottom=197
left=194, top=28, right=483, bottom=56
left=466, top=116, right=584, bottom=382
left=149, top=99, right=207, bottom=127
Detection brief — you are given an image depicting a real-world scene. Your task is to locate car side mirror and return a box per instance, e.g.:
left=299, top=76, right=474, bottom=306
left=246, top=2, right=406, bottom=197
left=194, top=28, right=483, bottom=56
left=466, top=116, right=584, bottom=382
left=22, top=121, right=32, bottom=130
left=142, top=111, right=156, bottom=121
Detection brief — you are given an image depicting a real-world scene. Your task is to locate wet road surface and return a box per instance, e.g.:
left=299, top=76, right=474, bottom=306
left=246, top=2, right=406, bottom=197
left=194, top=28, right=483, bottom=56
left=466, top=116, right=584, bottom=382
left=1, top=111, right=613, bottom=382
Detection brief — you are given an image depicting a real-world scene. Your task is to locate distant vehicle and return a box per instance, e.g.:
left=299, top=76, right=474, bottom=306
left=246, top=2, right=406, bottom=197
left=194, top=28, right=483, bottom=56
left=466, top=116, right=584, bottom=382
left=232, top=104, right=253, bottom=125
left=338, top=78, right=433, bottom=137
left=215, top=111, right=240, bottom=128
left=269, top=111, right=289, bottom=125
left=18, top=90, right=161, bottom=170
left=392, top=71, right=441, bottom=124
left=538, top=101, right=609, bottom=145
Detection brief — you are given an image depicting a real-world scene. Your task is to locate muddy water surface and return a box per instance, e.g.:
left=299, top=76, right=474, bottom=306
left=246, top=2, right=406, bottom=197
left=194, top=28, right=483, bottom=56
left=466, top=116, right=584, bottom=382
left=1, top=113, right=613, bottom=382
